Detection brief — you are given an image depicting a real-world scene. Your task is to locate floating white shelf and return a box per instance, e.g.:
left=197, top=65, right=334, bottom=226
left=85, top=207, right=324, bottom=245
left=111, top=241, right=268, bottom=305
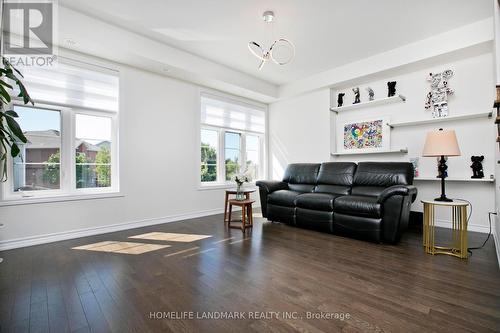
left=414, top=176, right=495, bottom=183
left=330, top=95, right=406, bottom=113
left=331, top=148, right=408, bottom=156
left=387, top=112, right=492, bottom=128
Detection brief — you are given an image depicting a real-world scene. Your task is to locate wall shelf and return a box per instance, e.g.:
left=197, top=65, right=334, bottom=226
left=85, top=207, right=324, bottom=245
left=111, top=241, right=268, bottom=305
left=331, top=148, right=408, bottom=156
left=414, top=176, right=495, bottom=183
left=330, top=95, right=406, bottom=113
left=387, top=112, right=492, bottom=128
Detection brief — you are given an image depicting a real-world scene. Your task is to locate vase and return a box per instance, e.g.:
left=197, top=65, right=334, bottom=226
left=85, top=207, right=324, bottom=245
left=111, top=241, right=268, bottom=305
left=236, top=183, right=244, bottom=200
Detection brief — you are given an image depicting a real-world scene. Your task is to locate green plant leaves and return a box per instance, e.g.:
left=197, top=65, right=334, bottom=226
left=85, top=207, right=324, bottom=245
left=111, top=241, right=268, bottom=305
left=0, top=56, right=34, bottom=182
left=4, top=115, right=27, bottom=143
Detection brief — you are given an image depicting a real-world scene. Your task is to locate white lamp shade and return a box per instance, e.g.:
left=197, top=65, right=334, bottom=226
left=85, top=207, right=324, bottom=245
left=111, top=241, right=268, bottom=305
left=422, top=129, right=461, bottom=157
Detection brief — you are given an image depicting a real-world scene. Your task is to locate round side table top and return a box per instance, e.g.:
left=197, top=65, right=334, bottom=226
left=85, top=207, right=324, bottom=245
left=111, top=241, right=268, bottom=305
left=225, top=188, right=256, bottom=194
left=421, top=199, right=469, bottom=207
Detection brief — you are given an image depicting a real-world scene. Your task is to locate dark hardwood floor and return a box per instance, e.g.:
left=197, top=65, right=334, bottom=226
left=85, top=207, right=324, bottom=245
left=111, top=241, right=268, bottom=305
left=1, top=211, right=499, bottom=333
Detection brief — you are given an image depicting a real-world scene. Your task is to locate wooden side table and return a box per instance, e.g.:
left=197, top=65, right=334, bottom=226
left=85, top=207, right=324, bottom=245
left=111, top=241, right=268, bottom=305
left=224, top=189, right=255, bottom=223
left=422, top=199, right=469, bottom=259
left=227, top=199, right=255, bottom=231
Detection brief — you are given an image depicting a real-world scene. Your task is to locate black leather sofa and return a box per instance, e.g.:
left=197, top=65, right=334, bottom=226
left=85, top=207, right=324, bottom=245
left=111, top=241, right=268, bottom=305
left=256, top=162, right=417, bottom=243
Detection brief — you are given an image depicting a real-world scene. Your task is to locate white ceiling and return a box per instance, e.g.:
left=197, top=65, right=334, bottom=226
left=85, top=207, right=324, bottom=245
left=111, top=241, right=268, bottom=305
left=60, top=0, right=493, bottom=85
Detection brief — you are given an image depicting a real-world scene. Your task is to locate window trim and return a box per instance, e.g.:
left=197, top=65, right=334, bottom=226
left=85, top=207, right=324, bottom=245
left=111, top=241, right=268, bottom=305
left=197, top=88, right=267, bottom=188
left=199, top=125, right=265, bottom=187
left=1, top=101, right=120, bottom=203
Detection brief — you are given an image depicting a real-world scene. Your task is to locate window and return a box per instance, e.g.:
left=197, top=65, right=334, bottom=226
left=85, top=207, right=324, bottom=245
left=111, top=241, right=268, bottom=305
left=2, top=60, right=119, bottom=201
left=200, top=93, right=266, bottom=185
left=13, top=106, right=61, bottom=192
left=200, top=129, right=218, bottom=182
left=75, top=114, right=113, bottom=189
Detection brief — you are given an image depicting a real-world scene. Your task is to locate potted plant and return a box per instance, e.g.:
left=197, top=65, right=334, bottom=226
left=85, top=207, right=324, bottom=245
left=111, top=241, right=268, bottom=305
left=0, top=57, right=34, bottom=181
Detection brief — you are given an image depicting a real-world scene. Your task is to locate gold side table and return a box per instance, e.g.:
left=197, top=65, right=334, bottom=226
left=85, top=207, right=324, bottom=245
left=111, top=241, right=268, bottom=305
left=422, top=199, right=469, bottom=259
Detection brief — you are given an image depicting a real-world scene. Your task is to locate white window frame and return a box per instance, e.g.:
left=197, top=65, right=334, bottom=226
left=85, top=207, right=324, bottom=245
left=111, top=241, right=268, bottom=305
left=0, top=101, right=120, bottom=205
left=198, top=90, right=267, bottom=189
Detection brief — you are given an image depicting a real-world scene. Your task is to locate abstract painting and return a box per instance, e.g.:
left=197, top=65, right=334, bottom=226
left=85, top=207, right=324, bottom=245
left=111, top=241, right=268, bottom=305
left=343, top=120, right=383, bottom=149
left=335, top=116, right=391, bottom=153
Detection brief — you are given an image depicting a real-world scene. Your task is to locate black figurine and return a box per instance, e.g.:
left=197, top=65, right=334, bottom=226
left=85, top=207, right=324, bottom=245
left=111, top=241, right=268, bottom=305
left=337, top=93, right=345, bottom=107
left=387, top=81, right=397, bottom=97
left=470, top=155, right=485, bottom=178
left=352, top=87, right=360, bottom=104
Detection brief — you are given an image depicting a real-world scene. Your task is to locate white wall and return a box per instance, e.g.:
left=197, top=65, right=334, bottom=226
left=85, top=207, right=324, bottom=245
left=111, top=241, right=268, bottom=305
left=270, top=50, right=496, bottom=232
left=0, top=57, right=261, bottom=248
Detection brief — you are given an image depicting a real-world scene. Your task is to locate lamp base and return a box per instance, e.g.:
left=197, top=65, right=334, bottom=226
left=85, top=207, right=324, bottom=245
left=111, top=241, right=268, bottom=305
left=434, top=196, right=453, bottom=202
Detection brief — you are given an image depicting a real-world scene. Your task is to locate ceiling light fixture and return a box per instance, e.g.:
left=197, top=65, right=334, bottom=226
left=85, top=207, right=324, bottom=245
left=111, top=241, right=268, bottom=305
left=248, top=11, right=295, bottom=70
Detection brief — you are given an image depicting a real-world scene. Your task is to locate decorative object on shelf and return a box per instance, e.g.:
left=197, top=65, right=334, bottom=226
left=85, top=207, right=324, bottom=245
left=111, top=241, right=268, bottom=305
left=422, top=128, right=461, bottom=202
left=470, top=155, right=485, bottom=179
left=366, top=87, right=374, bottom=101
left=337, top=93, right=345, bottom=107
left=336, top=116, right=391, bottom=154
left=248, top=11, right=295, bottom=70
left=425, top=70, right=454, bottom=118
left=352, top=87, right=360, bottom=104
left=387, top=81, right=397, bottom=97
left=232, top=173, right=251, bottom=200
left=410, top=157, right=419, bottom=177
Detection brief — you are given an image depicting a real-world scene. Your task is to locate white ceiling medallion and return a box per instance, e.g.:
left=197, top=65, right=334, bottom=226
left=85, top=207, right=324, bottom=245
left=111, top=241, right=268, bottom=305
left=248, top=11, right=295, bottom=70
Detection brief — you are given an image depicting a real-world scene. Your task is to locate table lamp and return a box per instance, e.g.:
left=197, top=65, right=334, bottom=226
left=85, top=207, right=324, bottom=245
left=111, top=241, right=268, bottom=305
left=422, top=128, right=461, bottom=202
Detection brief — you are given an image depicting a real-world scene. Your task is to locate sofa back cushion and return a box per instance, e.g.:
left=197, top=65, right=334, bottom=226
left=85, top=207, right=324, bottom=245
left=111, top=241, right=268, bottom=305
left=314, top=162, right=357, bottom=195
left=282, top=163, right=320, bottom=192
left=352, top=162, right=414, bottom=197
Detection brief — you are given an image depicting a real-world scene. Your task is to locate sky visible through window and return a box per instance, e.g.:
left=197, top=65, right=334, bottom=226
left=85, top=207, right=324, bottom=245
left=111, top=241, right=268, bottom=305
left=15, top=106, right=60, bottom=132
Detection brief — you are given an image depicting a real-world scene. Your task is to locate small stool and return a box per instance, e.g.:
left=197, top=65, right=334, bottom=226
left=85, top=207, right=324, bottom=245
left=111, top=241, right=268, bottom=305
left=227, top=199, right=255, bottom=231
left=224, top=189, right=255, bottom=223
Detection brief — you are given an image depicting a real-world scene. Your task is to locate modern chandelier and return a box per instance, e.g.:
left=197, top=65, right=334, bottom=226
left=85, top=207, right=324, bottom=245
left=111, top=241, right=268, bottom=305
left=248, top=11, right=295, bottom=70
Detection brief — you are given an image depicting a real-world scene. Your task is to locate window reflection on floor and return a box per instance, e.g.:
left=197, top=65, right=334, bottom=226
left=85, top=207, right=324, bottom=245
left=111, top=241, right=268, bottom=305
left=72, top=241, right=170, bottom=254
left=129, top=232, right=212, bottom=242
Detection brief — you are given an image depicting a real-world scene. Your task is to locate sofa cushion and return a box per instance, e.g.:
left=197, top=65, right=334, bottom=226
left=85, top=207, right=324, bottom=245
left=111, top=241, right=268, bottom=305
left=334, top=195, right=382, bottom=218
left=295, top=193, right=339, bottom=211
left=282, top=163, right=320, bottom=185
left=268, top=190, right=303, bottom=207
left=354, top=162, right=414, bottom=187
left=317, top=162, right=357, bottom=185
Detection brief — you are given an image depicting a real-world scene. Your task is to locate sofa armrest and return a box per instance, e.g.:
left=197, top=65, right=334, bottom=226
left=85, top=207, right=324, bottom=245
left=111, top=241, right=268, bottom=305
left=255, top=180, right=288, bottom=219
left=255, top=180, right=288, bottom=193
left=377, top=185, right=417, bottom=204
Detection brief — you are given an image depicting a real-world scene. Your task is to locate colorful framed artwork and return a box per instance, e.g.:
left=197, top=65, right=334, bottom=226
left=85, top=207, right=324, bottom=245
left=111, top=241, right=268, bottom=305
left=336, top=116, right=391, bottom=153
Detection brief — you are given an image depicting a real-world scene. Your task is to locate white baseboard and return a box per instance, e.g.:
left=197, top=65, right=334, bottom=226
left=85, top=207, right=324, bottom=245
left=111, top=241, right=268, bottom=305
left=434, top=219, right=491, bottom=233
left=0, top=206, right=244, bottom=251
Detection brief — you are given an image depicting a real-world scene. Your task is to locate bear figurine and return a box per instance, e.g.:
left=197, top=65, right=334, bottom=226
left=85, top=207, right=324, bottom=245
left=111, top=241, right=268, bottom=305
left=352, top=87, right=360, bottom=104
left=470, top=155, right=484, bottom=179
left=387, top=81, right=397, bottom=97
left=337, top=93, right=345, bottom=107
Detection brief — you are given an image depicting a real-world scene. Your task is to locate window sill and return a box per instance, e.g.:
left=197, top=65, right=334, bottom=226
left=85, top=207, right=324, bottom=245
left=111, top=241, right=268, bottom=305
left=198, top=183, right=234, bottom=191
left=0, top=191, right=124, bottom=207
left=198, top=182, right=258, bottom=191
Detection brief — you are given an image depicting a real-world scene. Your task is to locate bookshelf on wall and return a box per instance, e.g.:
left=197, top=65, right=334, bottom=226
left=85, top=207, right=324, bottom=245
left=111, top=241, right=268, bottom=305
left=330, top=93, right=407, bottom=156
left=330, top=90, right=493, bottom=156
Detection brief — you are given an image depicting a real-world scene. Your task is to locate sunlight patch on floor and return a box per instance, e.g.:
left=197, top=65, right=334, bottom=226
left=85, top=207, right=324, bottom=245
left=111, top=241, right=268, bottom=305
left=72, top=241, right=170, bottom=254
left=129, top=232, right=212, bottom=242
